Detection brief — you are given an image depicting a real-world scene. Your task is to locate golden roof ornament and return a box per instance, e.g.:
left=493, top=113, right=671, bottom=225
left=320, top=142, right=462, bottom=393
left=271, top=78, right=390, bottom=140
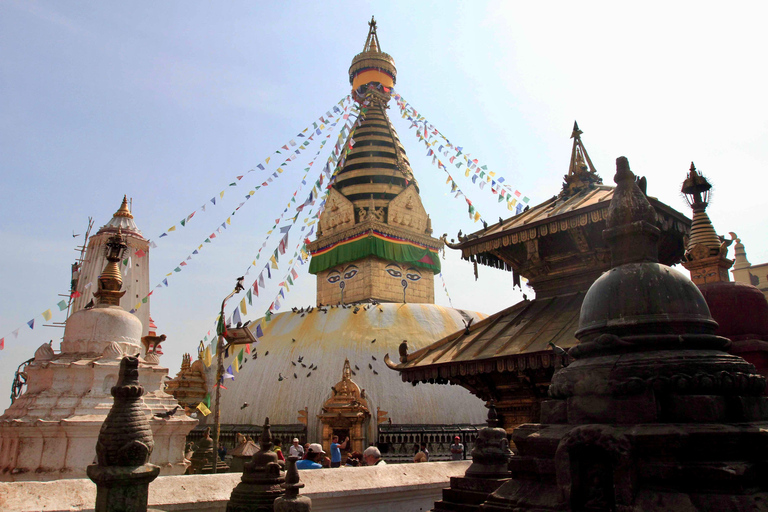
left=93, top=228, right=127, bottom=307
left=681, top=162, right=723, bottom=258
left=561, top=121, right=601, bottom=198
left=114, top=195, right=134, bottom=219
left=349, top=16, right=397, bottom=89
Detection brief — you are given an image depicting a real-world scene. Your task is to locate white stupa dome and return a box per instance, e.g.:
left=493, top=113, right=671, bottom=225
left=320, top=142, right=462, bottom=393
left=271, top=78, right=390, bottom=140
left=208, top=303, right=488, bottom=442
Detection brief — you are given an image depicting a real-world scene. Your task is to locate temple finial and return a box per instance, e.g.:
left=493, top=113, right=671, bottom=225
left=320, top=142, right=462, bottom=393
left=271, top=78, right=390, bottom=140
left=114, top=195, right=134, bottom=219
left=562, top=121, right=601, bottom=197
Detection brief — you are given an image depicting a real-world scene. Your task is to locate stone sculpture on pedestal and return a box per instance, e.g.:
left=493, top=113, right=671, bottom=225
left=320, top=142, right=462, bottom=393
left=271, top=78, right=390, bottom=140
left=227, top=417, right=286, bottom=512
left=273, top=456, right=312, bottom=512
left=431, top=403, right=512, bottom=511
left=87, top=356, right=160, bottom=512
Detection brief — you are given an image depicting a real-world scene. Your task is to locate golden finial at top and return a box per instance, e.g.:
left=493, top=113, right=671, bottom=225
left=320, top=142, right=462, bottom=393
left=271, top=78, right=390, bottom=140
left=113, top=195, right=134, bottom=219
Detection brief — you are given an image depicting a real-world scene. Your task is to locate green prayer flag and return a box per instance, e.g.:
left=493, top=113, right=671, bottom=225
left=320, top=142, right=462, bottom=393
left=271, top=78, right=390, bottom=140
left=57, top=300, right=68, bottom=311
left=180, top=218, right=186, bottom=227
left=247, top=289, right=252, bottom=306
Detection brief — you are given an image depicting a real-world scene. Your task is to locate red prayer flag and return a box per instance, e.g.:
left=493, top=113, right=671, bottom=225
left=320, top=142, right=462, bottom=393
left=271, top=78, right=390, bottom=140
left=71, top=290, right=81, bottom=298
left=245, top=344, right=251, bottom=354
left=0, top=337, right=4, bottom=350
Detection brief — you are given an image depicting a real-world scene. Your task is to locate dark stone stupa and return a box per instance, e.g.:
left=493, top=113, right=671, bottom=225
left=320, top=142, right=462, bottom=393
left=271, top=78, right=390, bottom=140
left=480, top=157, right=768, bottom=511
left=226, top=417, right=285, bottom=512
left=87, top=356, right=159, bottom=512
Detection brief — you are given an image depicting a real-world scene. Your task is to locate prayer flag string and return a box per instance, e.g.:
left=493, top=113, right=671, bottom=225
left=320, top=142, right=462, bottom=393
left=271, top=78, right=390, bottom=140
left=393, top=91, right=531, bottom=216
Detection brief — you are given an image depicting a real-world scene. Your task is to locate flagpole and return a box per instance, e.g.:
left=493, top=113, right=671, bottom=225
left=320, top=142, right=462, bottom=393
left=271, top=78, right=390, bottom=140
left=212, top=276, right=244, bottom=474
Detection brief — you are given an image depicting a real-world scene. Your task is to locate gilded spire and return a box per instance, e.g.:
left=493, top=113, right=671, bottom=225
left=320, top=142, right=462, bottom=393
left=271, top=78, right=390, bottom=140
left=349, top=17, right=397, bottom=89
left=114, top=195, right=134, bottom=219
left=681, top=162, right=721, bottom=254
left=93, top=229, right=127, bottom=306
left=681, top=163, right=733, bottom=284
left=561, top=121, right=601, bottom=198
left=363, top=16, right=381, bottom=53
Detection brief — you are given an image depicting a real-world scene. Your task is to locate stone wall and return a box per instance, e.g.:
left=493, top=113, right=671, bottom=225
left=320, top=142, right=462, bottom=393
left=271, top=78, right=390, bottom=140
left=0, top=460, right=470, bottom=512
left=317, top=256, right=434, bottom=305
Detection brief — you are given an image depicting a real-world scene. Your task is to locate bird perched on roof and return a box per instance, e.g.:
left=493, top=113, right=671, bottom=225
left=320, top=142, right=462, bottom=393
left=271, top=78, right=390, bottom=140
left=292, top=338, right=296, bottom=343
left=399, top=340, right=409, bottom=363
left=462, top=318, right=474, bottom=335
left=291, top=361, right=296, bottom=366
left=370, top=338, right=376, bottom=344
left=547, top=341, right=568, bottom=357
left=298, top=356, right=303, bottom=363
left=293, top=373, right=297, bottom=379
left=240, top=402, right=249, bottom=409
left=355, top=365, right=360, bottom=371
left=373, top=370, right=378, bottom=375
left=306, top=372, right=312, bottom=378
left=371, top=355, right=377, bottom=361
left=154, top=406, right=180, bottom=419
left=301, top=363, right=307, bottom=368
left=278, top=373, right=285, bottom=381
left=264, top=351, right=269, bottom=356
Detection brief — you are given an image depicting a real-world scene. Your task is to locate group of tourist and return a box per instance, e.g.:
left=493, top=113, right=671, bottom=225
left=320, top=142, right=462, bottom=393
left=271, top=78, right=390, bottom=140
left=273, top=435, right=386, bottom=470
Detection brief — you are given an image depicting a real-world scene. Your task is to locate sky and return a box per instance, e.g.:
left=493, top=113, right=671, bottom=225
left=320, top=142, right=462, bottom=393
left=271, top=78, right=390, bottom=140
left=2, top=1, right=767, bottom=412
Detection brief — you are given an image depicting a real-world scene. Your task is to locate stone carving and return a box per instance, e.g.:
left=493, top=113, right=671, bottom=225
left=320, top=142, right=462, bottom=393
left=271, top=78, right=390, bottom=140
left=227, top=417, right=285, bottom=512
left=101, top=341, right=123, bottom=360
left=189, top=426, right=228, bottom=474
left=465, top=403, right=512, bottom=478
left=273, top=456, right=312, bottom=512
left=34, top=342, right=54, bottom=362
left=87, top=356, right=159, bottom=512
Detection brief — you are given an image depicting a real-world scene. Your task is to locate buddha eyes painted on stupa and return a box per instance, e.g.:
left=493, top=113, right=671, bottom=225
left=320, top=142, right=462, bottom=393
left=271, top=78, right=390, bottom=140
left=385, top=263, right=421, bottom=281
left=327, top=265, right=359, bottom=284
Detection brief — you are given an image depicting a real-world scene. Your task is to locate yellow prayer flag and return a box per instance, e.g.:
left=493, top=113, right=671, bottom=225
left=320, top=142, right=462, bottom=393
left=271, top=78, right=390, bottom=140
left=445, top=176, right=451, bottom=184
left=489, top=171, right=496, bottom=177
left=277, top=168, right=284, bottom=173
left=220, top=190, right=225, bottom=199
left=249, top=190, right=255, bottom=195
left=240, top=298, right=247, bottom=315
left=203, top=346, right=212, bottom=367
left=42, top=309, right=52, bottom=321
left=168, top=226, right=176, bottom=232
left=233, top=361, right=239, bottom=373
left=227, top=217, right=231, bottom=225
left=265, top=157, right=271, bottom=164
left=474, top=212, right=481, bottom=222
left=196, top=402, right=212, bottom=416
left=465, top=168, right=470, bottom=178
left=508, top=202, right=515, bottom=211
left=270, top=256, right=278, bottom=269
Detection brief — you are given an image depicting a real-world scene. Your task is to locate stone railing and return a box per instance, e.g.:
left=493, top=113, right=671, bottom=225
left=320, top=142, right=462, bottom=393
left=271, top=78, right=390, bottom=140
left=0, top=460, right=470, bottom=512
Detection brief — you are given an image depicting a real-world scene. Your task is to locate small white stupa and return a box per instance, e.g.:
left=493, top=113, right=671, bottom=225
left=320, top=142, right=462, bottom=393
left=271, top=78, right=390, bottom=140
left=0, top=219, right=195, bottom=481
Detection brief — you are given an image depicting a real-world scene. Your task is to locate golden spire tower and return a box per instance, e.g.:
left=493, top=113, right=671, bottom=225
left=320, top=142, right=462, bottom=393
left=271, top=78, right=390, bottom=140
left=308, top=18, right=442, bottom=305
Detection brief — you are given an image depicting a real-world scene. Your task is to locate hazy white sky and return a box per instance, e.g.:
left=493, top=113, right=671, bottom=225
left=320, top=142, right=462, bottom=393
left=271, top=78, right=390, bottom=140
left=2, top=1, right=767, bottom=412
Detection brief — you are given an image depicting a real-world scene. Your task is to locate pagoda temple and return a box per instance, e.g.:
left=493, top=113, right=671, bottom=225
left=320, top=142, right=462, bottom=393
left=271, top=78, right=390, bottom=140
left=388, top=124, right=691, bottom=433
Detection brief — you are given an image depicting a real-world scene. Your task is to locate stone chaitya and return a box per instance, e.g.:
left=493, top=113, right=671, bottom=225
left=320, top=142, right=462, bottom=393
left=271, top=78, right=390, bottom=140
left=87, top=356, right=159, bottom=512
left=227, top=417, right=285, bottom=512
left=273, top=456, right=312, bottom=512
left=431, top=403, right=512, bottom=512
left=479, top=157, right=768, bottom=510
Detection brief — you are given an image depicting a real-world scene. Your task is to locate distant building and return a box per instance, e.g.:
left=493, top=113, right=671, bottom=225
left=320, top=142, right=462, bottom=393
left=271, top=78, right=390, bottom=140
left=732, top=237, right=768, bottom=301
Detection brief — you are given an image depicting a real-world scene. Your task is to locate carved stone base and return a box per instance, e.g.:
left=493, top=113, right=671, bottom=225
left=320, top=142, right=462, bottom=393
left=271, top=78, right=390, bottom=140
left=87, top=464, right=160, bottom=512
left=480, top=421, right=768, bottom=511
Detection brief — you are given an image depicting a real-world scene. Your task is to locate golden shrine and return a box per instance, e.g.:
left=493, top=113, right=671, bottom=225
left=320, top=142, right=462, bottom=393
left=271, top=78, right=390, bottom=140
left=317, top=359, right=371, bottom=456
left=165, top=353, right=208, bottom=410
